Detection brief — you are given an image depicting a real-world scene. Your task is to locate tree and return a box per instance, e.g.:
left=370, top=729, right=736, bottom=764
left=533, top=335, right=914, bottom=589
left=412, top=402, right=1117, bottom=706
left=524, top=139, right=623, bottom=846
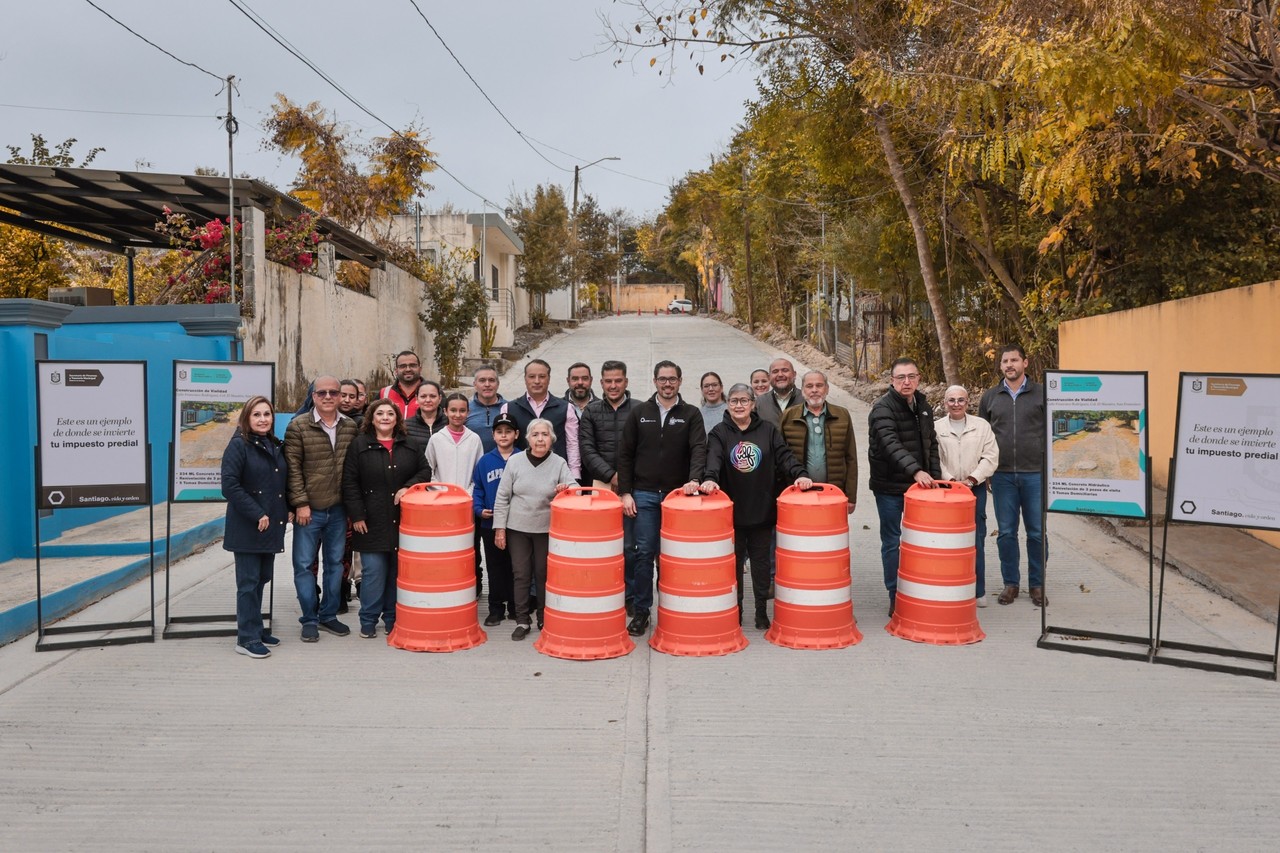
left=573, top=194, right=621, bottom=309
left=414, top=248, right=488, bottom=388
left=509, top=184, right=572, bottom=322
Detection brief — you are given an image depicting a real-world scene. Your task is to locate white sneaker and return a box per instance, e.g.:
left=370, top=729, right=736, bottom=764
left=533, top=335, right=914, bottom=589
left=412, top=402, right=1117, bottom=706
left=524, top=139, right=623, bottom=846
left=976, top=595, right=988, bottom=608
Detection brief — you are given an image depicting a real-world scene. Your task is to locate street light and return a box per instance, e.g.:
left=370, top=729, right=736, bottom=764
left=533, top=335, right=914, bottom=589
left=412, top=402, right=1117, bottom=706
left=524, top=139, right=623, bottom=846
left=571, top=156, right=620, bottom=319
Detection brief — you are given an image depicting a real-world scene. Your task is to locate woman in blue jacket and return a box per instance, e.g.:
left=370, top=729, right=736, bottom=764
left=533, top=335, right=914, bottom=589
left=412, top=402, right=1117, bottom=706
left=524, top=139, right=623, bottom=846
left=221, top=396, right=290, bottom=659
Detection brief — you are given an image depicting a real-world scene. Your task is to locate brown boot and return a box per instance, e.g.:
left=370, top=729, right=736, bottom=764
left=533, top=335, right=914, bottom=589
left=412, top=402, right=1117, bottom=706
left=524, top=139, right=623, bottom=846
left=1030, top=587, right=1047, bottom=607
left=997, top=585, right=1019, bottom=605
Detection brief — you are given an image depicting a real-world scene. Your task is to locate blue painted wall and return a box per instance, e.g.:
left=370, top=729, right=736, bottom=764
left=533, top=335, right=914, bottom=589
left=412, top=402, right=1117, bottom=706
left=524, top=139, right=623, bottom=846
left=1, top=301, right=242, bottom=561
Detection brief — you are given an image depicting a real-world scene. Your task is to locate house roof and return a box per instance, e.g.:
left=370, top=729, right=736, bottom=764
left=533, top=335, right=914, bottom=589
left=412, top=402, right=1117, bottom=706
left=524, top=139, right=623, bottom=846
left=0, top=164, right=386, bottom=268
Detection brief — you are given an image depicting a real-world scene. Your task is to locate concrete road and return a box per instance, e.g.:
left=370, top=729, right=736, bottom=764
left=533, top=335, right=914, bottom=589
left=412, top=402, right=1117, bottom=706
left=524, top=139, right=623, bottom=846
left=1, top=315, right=1277, bottom=851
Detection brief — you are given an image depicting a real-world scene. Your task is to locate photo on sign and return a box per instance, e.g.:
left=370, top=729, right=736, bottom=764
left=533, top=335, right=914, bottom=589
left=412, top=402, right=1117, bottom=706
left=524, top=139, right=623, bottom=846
left=1050, top=410, right=1142, bottom=481
left=177, top=400, right=243, bottom=469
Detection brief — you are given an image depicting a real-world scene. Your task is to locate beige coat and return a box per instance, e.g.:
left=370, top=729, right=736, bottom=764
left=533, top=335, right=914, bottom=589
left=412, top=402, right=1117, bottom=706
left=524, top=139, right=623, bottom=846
left=934, top=415, right=999, bottom=485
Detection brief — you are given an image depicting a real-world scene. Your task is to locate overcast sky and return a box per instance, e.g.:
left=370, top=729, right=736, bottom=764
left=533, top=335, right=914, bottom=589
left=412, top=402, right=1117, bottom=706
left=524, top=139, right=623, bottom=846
left=1, top=0, right=761, bottom=218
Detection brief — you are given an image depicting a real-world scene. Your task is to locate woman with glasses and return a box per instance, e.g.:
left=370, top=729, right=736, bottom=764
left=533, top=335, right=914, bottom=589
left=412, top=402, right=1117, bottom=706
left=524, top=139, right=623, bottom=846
left=700, top=383, right=811, bottom=629
left=699, top=371, right=727, bottom=435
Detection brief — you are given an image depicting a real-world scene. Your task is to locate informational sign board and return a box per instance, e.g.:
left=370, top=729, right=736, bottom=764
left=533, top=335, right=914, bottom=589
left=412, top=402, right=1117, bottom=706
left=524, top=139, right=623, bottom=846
left=1170, top=373, right=1280, bottom=531
left=36, top=360, right=149, bottom=510
left=172, top=360, right=275, bottom=501
left=1045, top=370, right=1149, bottom=519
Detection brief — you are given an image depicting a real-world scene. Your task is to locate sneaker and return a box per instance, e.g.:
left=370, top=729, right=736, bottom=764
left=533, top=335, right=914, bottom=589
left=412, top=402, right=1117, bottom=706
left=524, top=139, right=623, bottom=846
left=300, top=624, right=319, bottom=643
left=359, top=626, right=377, bottom=639
left=318, top=619, right=350, bottom=637
left=512, top=624, right=531, bottom=641
left=260, top=634, right=281, bottom=646
left=484, top=614, right=503, bottom=627
left=976, top=595, right=988, bottom=608
left=236, top=642, right=270, bottom=658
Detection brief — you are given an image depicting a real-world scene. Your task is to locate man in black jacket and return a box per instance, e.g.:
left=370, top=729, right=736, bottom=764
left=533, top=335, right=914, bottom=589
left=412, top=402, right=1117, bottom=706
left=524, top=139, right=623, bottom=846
left=579, top=360, right=636, bottom=610
left=868, top=357, right=941, bottom=614
left=617, top=360, right=707, bottom=636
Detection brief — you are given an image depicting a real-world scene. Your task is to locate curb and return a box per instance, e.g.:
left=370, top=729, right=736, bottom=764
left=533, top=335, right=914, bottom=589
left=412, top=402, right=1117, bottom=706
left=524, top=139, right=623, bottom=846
left=0, top=517, right=225, bottom=647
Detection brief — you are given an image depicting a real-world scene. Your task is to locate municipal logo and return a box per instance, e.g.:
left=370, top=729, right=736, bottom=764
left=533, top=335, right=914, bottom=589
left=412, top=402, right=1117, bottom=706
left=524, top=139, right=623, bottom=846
left=50, top=371, right=61, bottom=384
left=1191, top=379, right=1203, bottom=393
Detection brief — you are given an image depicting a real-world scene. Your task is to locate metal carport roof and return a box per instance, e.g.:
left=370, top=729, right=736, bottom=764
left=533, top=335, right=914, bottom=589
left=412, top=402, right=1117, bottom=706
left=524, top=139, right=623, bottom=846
left=0, top=164, right=386, bottom=268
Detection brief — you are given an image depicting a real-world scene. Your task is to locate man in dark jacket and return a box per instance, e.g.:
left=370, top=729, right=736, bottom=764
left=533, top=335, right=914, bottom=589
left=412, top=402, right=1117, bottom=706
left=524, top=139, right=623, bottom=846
left=505, top=359, right=576, bottom=470
left=579, top=360, right=636, bottom=608
left=779, top=371, right=858, bottom=513
left=978, top=344, right=1048, bottom=607
left=868, top=358, right=941, bottom=614
left=284, top=375, right=358, bottom=641
left=617, top=360, right=707, bottom=636
left=755, top=357, right=802, bottom=427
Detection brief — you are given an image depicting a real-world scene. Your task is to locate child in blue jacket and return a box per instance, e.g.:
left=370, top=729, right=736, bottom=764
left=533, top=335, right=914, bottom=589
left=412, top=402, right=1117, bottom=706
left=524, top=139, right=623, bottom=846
left=473, top=413, right=519, bottom=626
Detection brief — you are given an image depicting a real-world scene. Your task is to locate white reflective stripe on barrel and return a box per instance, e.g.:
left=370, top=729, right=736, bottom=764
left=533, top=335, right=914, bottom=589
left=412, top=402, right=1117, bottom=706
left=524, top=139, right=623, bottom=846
left=544, top=590, right=625, bottom=614
left=776, top=531, right=850, bottom=552
left=897, top=577, right=976, bottom=602
left=660, top=536, right=734, bottom=559
left=397, top=587, right=476, bottom=609
left=900, top=526, right=974, bottom=550
left=773, top=583, right=851, bottom=606
left=399, top=530, right=474, bottom=554
left=549, top=536, right=624, bottom=559
left=659, top=589, right=739, bottom=613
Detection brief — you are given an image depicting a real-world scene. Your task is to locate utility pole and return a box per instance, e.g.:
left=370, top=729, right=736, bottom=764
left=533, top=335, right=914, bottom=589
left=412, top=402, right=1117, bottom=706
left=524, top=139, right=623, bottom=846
left=742, top=160, right=754, bottom=332
left=223, top=75, right=238, bottom=305
left=570, top=157, right=620, bottom=320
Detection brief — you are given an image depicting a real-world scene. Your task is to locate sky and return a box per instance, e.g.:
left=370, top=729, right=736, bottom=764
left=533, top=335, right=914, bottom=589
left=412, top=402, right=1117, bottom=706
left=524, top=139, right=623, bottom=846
left=1, top=0, right=762, bottom=219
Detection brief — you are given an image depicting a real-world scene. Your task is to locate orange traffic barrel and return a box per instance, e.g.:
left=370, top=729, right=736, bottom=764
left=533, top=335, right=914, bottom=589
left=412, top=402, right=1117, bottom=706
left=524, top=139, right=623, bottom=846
left=766, top=484, right=862, bottom=649
left=886, top=482, right=985, bottom=645
left=389, top=483, right=487, bottom=652
left=535, top=487, right=635, bottom=660
left=651, top=490, right=748, bottom=656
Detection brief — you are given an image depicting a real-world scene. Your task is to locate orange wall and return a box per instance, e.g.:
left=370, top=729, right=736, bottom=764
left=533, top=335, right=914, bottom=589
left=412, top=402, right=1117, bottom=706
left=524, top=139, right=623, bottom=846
left=1058, top=279, right=1280, bottom=547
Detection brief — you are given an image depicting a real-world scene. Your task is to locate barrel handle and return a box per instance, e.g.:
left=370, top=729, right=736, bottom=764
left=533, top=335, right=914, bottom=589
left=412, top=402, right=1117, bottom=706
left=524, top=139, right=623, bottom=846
left=664, top=487, right=729, bottom=502
left=907, top=480, right=972, bottom=493
left=553, top=486, right=622, bottom=504
left=405, top=481, right=471, bottom=499
left=780, top=482, right=837, bottom=496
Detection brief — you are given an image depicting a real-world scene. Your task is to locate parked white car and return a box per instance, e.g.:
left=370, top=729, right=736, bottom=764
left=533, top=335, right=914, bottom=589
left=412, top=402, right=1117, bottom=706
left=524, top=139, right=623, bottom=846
left=668, top=298, right=694, bottom=314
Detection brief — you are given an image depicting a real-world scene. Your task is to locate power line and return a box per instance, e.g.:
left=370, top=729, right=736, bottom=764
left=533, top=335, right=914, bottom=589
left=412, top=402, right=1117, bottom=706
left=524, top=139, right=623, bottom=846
left=405, top=0, right=571, bottom=175
left=224, top=0, right=503, bottom=209
left=82, top=0, right=222, bottom=82
left=0, top=101, right=215, bottom=119
left=523, top=134, right=671, bottom=188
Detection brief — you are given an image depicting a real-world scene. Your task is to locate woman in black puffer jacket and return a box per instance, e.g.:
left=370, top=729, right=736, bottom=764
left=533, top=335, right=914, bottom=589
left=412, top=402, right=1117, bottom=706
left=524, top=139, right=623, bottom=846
left=221, top=396, right=290, bottom=659
left=342, top=399, right=433, bottom=639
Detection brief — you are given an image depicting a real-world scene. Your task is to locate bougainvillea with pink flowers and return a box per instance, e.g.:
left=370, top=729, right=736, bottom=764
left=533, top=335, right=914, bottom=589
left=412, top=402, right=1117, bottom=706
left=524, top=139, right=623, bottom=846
left=154, top=207, right=322, bottom=304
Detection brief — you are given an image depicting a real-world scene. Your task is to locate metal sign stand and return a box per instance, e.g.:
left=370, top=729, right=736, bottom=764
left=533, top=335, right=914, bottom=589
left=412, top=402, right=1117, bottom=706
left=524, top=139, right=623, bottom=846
left=34, top=445, right=156, bottom=652
left=1152, top=455, right=1279, bottom=680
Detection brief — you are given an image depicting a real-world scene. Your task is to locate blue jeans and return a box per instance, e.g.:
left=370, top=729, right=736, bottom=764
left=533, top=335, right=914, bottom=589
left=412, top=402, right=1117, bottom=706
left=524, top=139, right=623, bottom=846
left=973, top=484, right=988, bottom=599
left=357, top=551, right=398, bottom=632
left=629, top=490, right=662, bottom=614
left=991, top=471, right=1045, bottom=589
left=234, top=552, right=274, bottom=646
left=292, top=504, right=347, bottom=625
left=874, top=492, right=905, bottom=598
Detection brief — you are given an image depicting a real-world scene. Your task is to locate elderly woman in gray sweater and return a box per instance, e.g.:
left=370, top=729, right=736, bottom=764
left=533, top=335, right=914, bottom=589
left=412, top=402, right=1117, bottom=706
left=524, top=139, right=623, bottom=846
left=493, top=418, right=576, bottom=640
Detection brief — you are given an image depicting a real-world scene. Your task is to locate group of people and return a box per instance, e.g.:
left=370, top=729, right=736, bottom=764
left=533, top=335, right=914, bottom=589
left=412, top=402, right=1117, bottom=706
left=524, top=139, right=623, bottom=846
left=220, top=345, right=1045, bottom=659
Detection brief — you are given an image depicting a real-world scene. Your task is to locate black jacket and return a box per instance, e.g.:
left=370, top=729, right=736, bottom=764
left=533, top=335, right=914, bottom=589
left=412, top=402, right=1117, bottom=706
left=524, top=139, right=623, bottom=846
left=868, top=389, right=941, bottom=495
left=221, top=432, right=289, bottom=554
left=341, top=433, right=434, bottom=552
left=703, top=411, right=806, bottom=527
left=506, top=393, right=572, bottom=459
left=404, top=409, right=447, bottom=451
left=617, top=394, right=706, bottom=495
left=578, top=392, right=635, bottom=483
left=978, top=379, right=1046, bottom=472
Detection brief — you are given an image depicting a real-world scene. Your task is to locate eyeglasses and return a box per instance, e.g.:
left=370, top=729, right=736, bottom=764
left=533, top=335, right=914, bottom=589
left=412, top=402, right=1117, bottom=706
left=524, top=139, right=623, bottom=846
left=945, top=397, right=967, bottom=404
left=396, top=363, right=418, bottom=370
left=655, top=376, right=680, bottom=384
left=892, top=373, right=920, bottom=383
left=727, top=398, right=753, bottom=406
left=314, top=389, right=340, bottom=397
